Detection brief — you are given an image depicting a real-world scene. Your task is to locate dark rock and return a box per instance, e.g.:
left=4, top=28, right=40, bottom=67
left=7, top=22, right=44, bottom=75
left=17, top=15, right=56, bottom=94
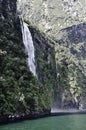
left=61, top=23, right=86, bottom=44
left=0, top=110, right=51, bottom=124
left=0, top=0, right=17, bottom=20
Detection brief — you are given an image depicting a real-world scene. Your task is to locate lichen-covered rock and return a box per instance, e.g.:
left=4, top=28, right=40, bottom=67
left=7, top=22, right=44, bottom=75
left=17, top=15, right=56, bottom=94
left=54, top=23, right=86, bottom=109
left=17, top=0, right=86, bottom=110
left=17, top=0, right=86, bottom=38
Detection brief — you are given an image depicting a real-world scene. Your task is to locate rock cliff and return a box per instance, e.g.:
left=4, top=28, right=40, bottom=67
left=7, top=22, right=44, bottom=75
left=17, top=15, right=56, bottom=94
left=17, top=0, right=86, bottom=109
left=17, top=0, right=86, bottom=38
left=0, top=0, right=56, bottom=121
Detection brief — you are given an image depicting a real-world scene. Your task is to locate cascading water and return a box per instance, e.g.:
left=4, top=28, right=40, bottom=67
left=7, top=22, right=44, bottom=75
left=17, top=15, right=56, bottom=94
left=21, top=21, right=37, bottom=76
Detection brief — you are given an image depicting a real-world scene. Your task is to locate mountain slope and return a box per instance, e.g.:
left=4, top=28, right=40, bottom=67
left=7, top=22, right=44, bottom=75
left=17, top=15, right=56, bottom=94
left=17, top=0, right=86, bottom=109
left=17, top=0, right=86, bottom=38
left=0, top=0, right=56, bottom=120
left=54, top=23, right=86, bottom=109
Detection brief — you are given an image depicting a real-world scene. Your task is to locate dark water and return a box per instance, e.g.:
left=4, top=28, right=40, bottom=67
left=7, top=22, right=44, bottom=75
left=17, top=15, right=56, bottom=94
left=0, top=115, right=86, bottom=130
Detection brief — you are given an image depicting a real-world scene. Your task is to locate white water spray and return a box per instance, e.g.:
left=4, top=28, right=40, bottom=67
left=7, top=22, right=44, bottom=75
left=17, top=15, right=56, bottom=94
left=21, top=21, right=37, bottom=76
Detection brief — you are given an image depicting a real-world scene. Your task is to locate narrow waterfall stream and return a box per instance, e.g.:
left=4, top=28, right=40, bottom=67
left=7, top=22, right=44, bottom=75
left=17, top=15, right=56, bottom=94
left=21, top=21, right=37, bottom=76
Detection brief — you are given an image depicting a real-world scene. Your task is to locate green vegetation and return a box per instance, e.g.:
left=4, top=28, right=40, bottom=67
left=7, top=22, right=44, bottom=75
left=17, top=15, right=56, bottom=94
left=55, top=39, right=86, bottom=108
left=0, top=17, right=56, bottom=115
left=1, top=0, right=86, bottom=115
left=27, top=22, right=57, bottom=108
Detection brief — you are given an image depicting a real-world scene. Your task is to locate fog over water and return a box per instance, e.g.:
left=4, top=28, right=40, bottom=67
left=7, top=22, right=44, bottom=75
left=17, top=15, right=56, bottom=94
left=51, top=108, right=86, bottom=113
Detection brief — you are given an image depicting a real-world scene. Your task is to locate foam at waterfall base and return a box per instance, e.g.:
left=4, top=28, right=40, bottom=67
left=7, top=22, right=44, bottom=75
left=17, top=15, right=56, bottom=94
left=51, top=108, right=86, bottom=113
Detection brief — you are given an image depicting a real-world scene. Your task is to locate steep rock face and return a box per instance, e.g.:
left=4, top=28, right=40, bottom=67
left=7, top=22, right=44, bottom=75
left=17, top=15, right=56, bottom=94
left=17, top=0, right=86, bottom=110
left=54, top=23, right=86, bottom=109
left=17, top=0, right=86, bottom=38
left=29, top=24, right=57, bottom=105
left=0, top=0, right=57, bottom=120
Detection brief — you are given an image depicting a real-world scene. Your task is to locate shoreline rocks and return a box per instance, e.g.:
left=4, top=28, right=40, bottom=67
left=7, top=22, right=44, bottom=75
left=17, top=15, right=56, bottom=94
left=0, top=110, right=51, bottom=125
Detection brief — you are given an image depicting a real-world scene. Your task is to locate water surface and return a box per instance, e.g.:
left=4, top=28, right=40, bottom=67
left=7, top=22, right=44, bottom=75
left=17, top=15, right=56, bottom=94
left=0, top=115, right=86, bottom=130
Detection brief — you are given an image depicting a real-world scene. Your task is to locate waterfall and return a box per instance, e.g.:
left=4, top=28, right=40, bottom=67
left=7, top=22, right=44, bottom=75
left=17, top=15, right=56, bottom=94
left=21, top=21, right=37, bottom=76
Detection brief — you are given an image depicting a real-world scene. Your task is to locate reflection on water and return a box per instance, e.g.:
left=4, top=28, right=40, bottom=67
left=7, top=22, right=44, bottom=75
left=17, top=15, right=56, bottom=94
left=0, top=115, right=86, bottom=130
